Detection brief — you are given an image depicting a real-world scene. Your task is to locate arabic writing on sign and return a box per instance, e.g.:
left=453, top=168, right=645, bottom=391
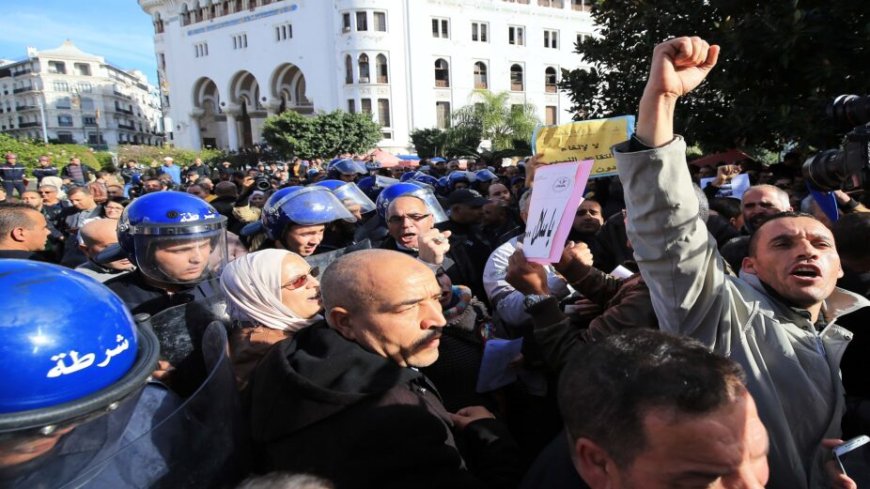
left=531, top=115, right=635, bottom=179
left=46, top=334, right=130, bottom=378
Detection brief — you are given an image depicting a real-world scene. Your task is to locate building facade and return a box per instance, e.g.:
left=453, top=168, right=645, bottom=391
left=0, top=41, right=165, bottom=150
left=141, top=0, right=594, bottom=153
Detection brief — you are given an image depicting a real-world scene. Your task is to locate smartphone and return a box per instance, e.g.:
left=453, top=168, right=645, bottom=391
left=833, top=435, right=870, bottom=477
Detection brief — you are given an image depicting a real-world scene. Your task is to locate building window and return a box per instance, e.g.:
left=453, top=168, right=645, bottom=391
left=232, top=34, right=248, bottom=49
left=52, top=81, right=70, bottom=92
left=342, top=13, right=351, bottom=32
left=576, top=33, right=588, bottom=47
left=58, top=114, right=73, bottom=127
left=373, top=12, right=387, bottom=32
left=56, top=97, right=71, bottom=109
left=508, top=26, right=525, bottom=46
left=571, top=0, right=590, bottom=11
left=471, top=22, right=488, bottom=42
left=473, top=62, right=488, bottom=89
left=378, top=99, right=391, bottom=127
left=358, top=54, right=370, bottom=83
left=356, top=11, right=368, bottom=31
left=275, top=23, right=292, bottom=41
left=434, top=59, right=450, bottom=88
left=348, top=99, right=356, bottom=113
left=74, top=63, right=91, bottom=76
left=432, top=18, right=449, bottom=39
left=195, top=42, right=209, bottom=57
left=57, top=132, right=74, bottom=143
left=375, top=54, right=388, bottom=83
left=545, top=106, right=557, bottom=125
left=436, top=102, right=451, bottom=129
left=78, top=82, right=93, bottom=93
left=510, top=64, right=524, bottom=91
left=360, top=98, right=372, bottom=114
left=345, top=55, right=353, bottom=84
left=544, top=29, right=559, bottom=49
left=83, top=116, right=97, bottom=126
left=545, top=67, right=558, bottom=92
left=80, top=97, right=95, bottom=111
left=48, top=61, right=66, bottom=74
left=538, top=0, right=564, bottom=7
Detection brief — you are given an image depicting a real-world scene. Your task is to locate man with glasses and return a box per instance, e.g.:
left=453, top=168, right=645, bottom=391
left=37, top=185, right=67, bottom=229
left=0, top=153, right=27, bottom=198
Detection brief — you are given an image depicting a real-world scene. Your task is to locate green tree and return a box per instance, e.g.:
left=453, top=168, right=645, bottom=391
left=262, top=110, right=382, bottom=159
left=560, top=0, right=870, bottom=153
left=452, top=90, right=540, bottom=151
left=0, top=133, right=112, bottom=174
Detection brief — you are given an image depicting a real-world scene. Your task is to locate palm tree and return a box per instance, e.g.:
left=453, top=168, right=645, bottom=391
left=452, top=90, right=540, bottom=151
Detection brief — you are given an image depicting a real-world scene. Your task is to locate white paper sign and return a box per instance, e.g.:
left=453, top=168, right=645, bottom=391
left=700, top=173, right=750, bottom=199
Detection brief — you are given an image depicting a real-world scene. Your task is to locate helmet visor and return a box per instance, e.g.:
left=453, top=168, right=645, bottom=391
left=408, top=185, right=448, bottom=224
left=134, top=230, right=227, bottom=286
left=334, top=182, right=376, bottom=214
left=268, top=187, right=356, bottom=225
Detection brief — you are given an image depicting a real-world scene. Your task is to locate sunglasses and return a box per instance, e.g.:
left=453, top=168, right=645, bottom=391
left=387, top=213, right=431, bottom=225
left=282, top=266, right=320, bottom=290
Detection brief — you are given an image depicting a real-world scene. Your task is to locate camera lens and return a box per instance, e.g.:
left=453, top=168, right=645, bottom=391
left=802, top=150, right=847, bottom=191
left=827, top=95, right=870, bottom=132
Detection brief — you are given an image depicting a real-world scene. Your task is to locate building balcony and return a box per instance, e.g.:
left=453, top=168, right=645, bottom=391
left=15, top=105, right=37, bottom=111
left=19, top=122, right=41, bottom=128
left=118, top=123, right=136, bottom=130
left=113, top=91, right=133, bottom=101
left=13, top=86, right=34, bottom=94
left=115, top=107, right=134, bottom=115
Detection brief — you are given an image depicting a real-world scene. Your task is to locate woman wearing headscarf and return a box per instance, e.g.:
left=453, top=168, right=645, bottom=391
left=220, top=248, right=322, bottom=389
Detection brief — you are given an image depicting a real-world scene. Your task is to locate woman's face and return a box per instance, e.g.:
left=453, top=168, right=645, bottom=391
left=249, top=193, right=266, bottom=208
left=279, top=254, right=321, bottom=319
left=104, top=201, right=124, bottom=219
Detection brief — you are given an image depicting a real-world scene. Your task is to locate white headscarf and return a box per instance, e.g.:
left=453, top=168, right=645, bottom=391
left=219, top=249, right=321, bottom=331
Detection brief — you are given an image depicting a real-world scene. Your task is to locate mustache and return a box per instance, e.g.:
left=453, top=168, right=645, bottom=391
left=411, top=327, right=444, bottom=350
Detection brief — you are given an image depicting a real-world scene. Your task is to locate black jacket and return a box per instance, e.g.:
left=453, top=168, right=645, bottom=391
left=248, top=322, right=521, bottom=489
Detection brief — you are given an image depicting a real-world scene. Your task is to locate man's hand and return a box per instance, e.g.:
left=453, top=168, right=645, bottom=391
left=418, top=229, right=451, bottom=265
left=714, top=164, right=741, bottom=186
left=637, top=37, right=720, bottom=147
left=822, top=439, right=858, bottom=489
left=505, top=248, right=550, bottom=295
left=524, top=153, right=544, bottom=189
left=450, top=405, right=496, bottom=430
left=554, top=241, right=594, bottom=282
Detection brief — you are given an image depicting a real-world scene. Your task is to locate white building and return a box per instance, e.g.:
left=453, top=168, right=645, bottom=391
left=140, top=0, right=594, bottom=153
left=0, top=41, right=165, bottom=149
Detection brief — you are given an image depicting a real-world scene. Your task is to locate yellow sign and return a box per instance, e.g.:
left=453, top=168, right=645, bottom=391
left=531, top=116, right=635, bottom=178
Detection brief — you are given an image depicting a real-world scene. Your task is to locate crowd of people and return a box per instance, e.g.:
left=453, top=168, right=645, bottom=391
left=1, top=36, right=869, bottom=489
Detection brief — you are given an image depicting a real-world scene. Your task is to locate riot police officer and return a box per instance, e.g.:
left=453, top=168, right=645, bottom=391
left=103, top=191, right=228, bottom=316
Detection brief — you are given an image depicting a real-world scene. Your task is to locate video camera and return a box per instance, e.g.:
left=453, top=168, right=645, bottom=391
left=253, top=176, right=272, bottom=191
left=802, top=95, right=870, bottom=192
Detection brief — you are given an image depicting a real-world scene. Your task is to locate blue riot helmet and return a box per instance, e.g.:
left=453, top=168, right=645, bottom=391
left=117, top=191, right=228, bottom=286
left=261, top=186, right=356, bottom=242
left=327, top=158, right=368, bottom=180
left=376, top=182, right=448, bottom=223
left=448, top=170, right=477, bottom=190
left=312, top=179, right=377, bottom=214
left=430, top=157, right=447, bottom=164
left=437, top=176, right=449, bottom=192
left=0, top=260, right=159, bottom=448
left=399, top=171, right=417, bottom=182
left=475, top=169, right=499, bottom=183
left=357, top=176, right=376, bottom=194
left=412, top=173, right=440, bottom=190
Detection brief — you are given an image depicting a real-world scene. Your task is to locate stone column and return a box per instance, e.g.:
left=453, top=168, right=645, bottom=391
left=188, top=108, right=204, bottom=149
left=224, top=103, right=241, bottom=151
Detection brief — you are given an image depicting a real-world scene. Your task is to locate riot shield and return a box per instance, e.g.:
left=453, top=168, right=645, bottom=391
left=139, top=295, right=229, bottom=397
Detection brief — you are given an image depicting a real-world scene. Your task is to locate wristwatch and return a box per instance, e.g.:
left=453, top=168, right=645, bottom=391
left=523, top=294, right=553, bottom=311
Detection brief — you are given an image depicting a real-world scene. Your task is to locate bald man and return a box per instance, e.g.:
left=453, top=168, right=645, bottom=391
left=248, top=249, right=521, bottom=489
left=75, top=218, right=134, bottom=282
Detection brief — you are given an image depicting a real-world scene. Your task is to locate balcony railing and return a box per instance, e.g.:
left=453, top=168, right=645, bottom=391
left=118, top=123, right=136, bottom=130
left=12, top=86, right=33, bottom=94
left=15, top=105, right=37, bottom=111
left=115, top=107, right=134, bottom=115
left=19, top=122, right=40, bottom=128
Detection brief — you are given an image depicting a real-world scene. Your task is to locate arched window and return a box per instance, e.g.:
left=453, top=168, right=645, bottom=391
left=474, top=62, right=488, bottom=89
left=193, top=1, right=203, bottom=22
left=510, top=64, right=524, bottom=91
left=376, top=54, right=388, bottom=83
left=358, top=54, right=370, bottom=83
left=434, top=58, right=450, bottom=88
left=545, top=67, right=557, bottom=93
left=345, top=55, right=353, bottom=84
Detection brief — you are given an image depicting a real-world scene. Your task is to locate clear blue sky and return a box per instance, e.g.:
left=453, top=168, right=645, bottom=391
left=0, top=0, right=157, bottom=84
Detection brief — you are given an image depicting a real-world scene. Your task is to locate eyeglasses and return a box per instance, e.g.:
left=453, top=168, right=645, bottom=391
left=387, top=213, right=431, bottom=225
left=281, top=266, right=320, bottom=290
left=38, top=190, right=56, bottom=195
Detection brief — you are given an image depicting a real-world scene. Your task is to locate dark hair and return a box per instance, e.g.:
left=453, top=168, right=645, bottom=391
left=0, top=202, right=41, bottom=238
left=66, top=186, right=91, bottom=197
left=558, top=329, right=745, bottom=467
left=747, top=211, right=819, bottom=257
left=833, top=212, right=870, bottom=270
left=709, top=197, right=742, bottom=220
